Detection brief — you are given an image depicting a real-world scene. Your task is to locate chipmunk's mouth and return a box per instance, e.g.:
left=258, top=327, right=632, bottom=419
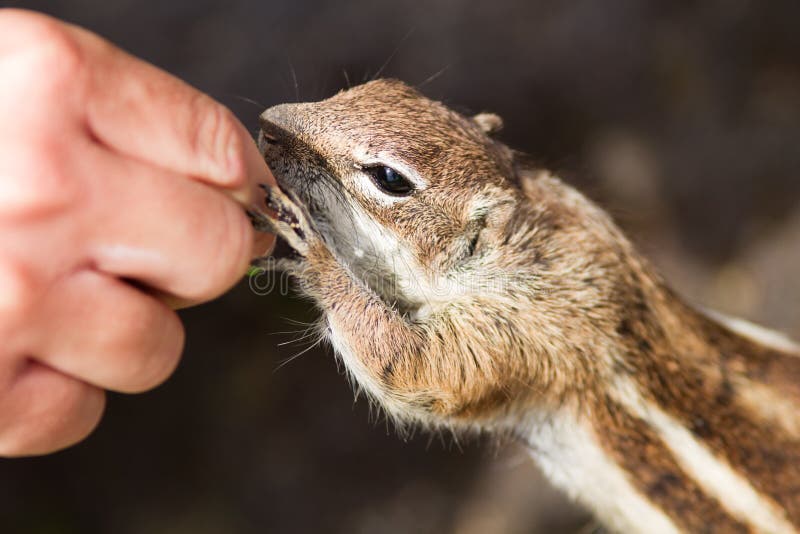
left=258, top=132, right=314, bottom=210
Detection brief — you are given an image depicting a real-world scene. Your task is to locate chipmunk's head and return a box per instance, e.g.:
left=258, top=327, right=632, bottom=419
left=259, top=79, right=521, bottom=313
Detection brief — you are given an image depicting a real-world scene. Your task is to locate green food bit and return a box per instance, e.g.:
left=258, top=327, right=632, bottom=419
left=247, top=265, right=264, bottom=277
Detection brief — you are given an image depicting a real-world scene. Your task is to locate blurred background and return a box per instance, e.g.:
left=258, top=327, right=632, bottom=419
left=1, top=0, right=799, bottom=532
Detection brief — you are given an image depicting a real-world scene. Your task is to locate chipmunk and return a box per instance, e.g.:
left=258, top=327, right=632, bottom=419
left=249, top=79, right=800, bottom=533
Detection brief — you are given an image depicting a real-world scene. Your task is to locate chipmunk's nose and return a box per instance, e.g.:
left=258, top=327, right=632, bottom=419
left=258, top=103, right=301, bottom=147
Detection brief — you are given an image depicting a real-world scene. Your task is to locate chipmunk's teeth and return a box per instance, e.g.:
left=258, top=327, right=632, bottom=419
left=290, top=222, right=305, bottom=240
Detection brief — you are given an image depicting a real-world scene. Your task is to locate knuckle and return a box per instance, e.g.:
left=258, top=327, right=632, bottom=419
left=0, top=259, right=39, bottom=321
left=34, top=35, right=86, bottom=92
left=3, top=13, right=86, bottom=93
left=5, top=141, right=83, bottom=213
left=0, top=10, right=58, bottom=50
left=113, top=304, right=184, bottom=393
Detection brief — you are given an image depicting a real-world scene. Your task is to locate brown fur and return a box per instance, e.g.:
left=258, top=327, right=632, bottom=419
left=256, top=79, right=800, bottom=532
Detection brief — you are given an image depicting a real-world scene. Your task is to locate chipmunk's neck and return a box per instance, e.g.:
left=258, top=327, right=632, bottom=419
left=522, top=279, right=800, bottom=533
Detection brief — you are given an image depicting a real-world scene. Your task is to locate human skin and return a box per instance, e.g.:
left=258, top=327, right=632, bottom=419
left=0, top=9, right=275, bottom=456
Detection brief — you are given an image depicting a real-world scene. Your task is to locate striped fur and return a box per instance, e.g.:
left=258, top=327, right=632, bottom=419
left=612, top=377, right=795, bottom=533
left=526, top=410, right=682, bottom=534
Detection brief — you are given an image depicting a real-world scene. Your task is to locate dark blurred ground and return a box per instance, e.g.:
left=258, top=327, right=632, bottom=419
left=1, top=1, right=799, bottom=533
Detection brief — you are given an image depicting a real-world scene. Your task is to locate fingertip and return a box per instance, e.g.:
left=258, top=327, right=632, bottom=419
left=38, top=381, right=106, bottom=456
left=112, top=303, right=185, bottom=393
left=189, top=200, right=256, bottom=302
left=0, top=363, right=106, bottom=457
left=223, top=124, right=275, bottom=206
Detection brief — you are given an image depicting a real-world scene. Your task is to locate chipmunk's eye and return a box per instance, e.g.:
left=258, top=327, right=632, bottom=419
left=366, top=165, right=414, bottom=196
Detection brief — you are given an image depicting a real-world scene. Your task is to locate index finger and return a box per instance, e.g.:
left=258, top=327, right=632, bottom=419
left=65, top=20, right=274, bottom=205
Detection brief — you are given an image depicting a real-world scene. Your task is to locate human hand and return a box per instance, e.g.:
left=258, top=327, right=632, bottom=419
left=0, top=9, right=274, bottom=456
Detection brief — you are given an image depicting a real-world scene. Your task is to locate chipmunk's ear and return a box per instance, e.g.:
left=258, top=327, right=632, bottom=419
left=473, top=113, right=503, bottom=136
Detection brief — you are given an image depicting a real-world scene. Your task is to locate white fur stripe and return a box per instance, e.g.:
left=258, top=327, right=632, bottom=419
left=736, top=381, right=800, bottom=438
left=526, top=411, right=680, bottom=534
left=703, top=308, right=800, bottom=355
left=613, top=378, right=797, bottom=534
